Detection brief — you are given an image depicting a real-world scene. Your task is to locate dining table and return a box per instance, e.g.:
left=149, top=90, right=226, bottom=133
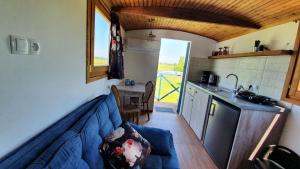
left=116, top=83, right=145, bottom=123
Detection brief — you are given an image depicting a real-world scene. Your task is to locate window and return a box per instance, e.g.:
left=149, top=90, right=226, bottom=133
left=86, top=0, right=110, bottom=83
left=282, top=23, right=300, bottom=104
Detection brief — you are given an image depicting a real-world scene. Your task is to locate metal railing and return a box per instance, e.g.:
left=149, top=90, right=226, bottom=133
left=155, top=71, right=182, bottom=102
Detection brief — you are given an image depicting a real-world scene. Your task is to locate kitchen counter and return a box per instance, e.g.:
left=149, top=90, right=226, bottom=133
left=188, top=81, right=289, bottom=113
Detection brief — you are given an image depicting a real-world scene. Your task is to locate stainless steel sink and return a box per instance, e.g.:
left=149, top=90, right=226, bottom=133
left=206, top=86, right=232, bottom=94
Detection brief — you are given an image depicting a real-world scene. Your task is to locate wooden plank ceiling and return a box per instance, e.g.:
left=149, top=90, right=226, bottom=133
left=101, top=0, right=300, bottom=41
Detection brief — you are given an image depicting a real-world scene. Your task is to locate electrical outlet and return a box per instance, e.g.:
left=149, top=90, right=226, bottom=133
left=28, top=39, right=40, bottom=55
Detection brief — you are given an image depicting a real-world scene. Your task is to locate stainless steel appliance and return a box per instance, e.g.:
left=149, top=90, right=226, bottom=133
left=200, top=71, right=218, bottom=85
left=200, top=71, right=212, bottom=84
left=203, top=98, right=241, bottom=169
left=208, top=74, right=218, bottom=86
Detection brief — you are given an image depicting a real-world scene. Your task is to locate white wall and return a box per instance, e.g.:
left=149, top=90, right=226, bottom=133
left=211, top=22, right=300, bottom=154
left=216, top=22, right=297, bottom=53
left=122, top=38, right=161, bottom=109
left=125, top=30, right=217, bottom=83
left=0, top=0, right=119, bottom=158
left=124, top=30, right=217, bottom=108
left=124, top=38, right=161, bottom=83
left=126, top=30, right=217, bottom=59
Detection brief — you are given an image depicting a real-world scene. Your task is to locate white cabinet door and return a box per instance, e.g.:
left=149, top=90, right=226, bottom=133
left=182, top=87, right=193, bottom=124
left=189, top=88, right=210, bottom=140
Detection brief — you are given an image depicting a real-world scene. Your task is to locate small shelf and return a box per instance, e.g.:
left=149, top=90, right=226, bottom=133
left=208, top=50, right=294, bottom=59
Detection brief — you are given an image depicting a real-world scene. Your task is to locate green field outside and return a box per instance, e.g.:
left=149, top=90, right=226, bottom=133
left=155, top=74, right=182, bottom=103
left=94, top=56, right=108, bottom=66
left=155, top=56, right=185, bottom=103
left=157, top=64, right=177, bottom=71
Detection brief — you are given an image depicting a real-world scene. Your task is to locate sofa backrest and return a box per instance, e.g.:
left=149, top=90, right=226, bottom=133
left=0, top=95, right=106, bottom=169
left=72, top=93, right=122, bottom=169
left=27, top=93, right=122, bottom=169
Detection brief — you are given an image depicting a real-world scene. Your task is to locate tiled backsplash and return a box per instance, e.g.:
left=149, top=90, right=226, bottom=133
left=187, top=57, right=213, bottom=82
left=211, top=55, right=291, bottom=100
left=188, top=55, right=291, bottom=100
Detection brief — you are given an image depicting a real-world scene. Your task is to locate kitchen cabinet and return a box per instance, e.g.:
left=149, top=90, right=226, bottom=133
left=181, top=84, right=194, bottom=123
left=189, top=88, right=210, bottom=140
left=183, top=82, right=288, bottom=169
left=181, top=83, right=210, bottom=140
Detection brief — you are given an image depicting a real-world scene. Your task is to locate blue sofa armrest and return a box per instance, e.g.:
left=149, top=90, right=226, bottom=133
left=129, top=123, right=174, bottom=156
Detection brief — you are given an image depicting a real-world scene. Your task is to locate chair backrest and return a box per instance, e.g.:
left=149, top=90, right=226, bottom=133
left=256, top=145, right=300, bottom=169
left=111, top=85, right=123, bottom=112
left=144, top=81, right=154, bottom=102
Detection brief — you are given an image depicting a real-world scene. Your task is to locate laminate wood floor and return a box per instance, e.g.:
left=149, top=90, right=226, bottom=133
left=139, top=112, right=218, bottom=169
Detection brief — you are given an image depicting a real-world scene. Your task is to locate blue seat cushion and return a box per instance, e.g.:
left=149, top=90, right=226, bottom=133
left=161, top=155, right=180, bottom=169
left=104, top=93, right=122, bottom=129
left=27, top=131, right=78, bottom=168
left=43, top=135, right=89, bottom=169
left=130, top=123, right=173, bottom=156
left=143, top=154, right=180, bottom=169
left=79, top=115, right=105, bottom=169
left=143, top=155, right=163, bottom=169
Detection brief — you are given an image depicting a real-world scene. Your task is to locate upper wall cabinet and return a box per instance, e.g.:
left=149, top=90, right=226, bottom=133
left=282, top=23, right=300, bottom=105
left=86, top=0, right=111, bottom=83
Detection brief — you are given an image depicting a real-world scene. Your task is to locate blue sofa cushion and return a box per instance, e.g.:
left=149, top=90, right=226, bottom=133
left=143, top=155, right=163, bottom=169
left=70, top=104, right=100, bottom=133
left=143, top=153, right=180, bottom=169
left=79, top=114, right=105, bottom=169
left=161, top=155, right=180, bottom=169
left=130, top=123, right=173, bottom=156
left=96, top=101, right=115, bottom=138
left=0, top=96, right=104, bottom=169
left=104, top=93, right=122, bottom=129
left=27, top=131, right=78, bottom=168
left=44, top=135, right=89, bottom=169
left=100, top=122, right=151, bottom=168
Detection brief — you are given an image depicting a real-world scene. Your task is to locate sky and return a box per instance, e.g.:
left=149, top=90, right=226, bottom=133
left=159, top=38, right=189, bottom=64
left=94, top=11, right=110, bottom=58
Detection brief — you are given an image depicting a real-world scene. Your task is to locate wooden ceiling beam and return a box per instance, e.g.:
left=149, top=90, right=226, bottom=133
left=113, top=6, right=261, bottom=29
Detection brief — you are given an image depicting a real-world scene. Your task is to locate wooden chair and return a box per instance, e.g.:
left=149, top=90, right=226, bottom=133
left=130, top=81, right=154, bottom=121
left=111, top=85, right=141, bottom=124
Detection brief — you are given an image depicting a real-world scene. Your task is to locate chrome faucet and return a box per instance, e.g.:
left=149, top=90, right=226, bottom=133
left=226, top=74, right=239, bottom=94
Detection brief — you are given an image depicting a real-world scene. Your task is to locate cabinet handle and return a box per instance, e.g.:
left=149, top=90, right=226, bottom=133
left=210, top=103, right=216, bottom=116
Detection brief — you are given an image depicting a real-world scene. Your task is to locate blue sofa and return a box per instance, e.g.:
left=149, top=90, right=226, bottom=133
left=0, top=94, right=180, bottom=169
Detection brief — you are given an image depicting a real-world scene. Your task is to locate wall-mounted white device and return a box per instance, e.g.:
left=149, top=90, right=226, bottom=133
left=10, top=35, right=40, bottom=55
left=10, top=35, right=29, bottom=55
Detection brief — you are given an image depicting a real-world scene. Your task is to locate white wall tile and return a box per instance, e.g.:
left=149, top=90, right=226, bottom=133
left=209, top=55, right=290, bottom=100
